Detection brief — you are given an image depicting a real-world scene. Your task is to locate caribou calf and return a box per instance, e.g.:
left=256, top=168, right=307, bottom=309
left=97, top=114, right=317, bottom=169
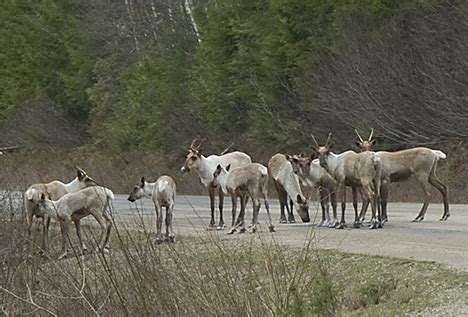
left=128, top=176, right=177, bottom=243
left=24, top=167, right=96, bottom=252
left=37, top=186, right=114, bottom=259
left=212, top=163, right=275, bottom=234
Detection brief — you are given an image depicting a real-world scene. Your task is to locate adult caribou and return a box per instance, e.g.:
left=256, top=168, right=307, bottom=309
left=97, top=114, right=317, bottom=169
left=181, top=138, right=252, bottom=229
left=311, top=133, right=382, bottom=229
left=355, top=129, right=449, bottom=223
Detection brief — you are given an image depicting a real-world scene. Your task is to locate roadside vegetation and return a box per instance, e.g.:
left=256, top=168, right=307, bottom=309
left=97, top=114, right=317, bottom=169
left=1, top=210, right=467, bottom=316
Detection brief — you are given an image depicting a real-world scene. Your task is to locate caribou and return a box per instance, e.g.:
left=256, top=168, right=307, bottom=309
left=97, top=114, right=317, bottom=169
left=288, top=154, right=338, bottom=227
left=311, top=133, right=382, bottom=229
left=268, top=154, right=310, bottom=223
left=24, top=167, right=97, bottom=252
left=354, top=129, right=449, bottom=222
left=181, top=138, right=252, bottom=229
left=36, top=186, right=114, bottom=259
left=128, top=176, right=177, bottom=243
left=212, top=163, right=275, bottom=234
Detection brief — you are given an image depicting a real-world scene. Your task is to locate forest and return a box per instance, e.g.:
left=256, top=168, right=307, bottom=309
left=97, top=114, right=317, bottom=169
left=2, top=0, right=468, bottom=156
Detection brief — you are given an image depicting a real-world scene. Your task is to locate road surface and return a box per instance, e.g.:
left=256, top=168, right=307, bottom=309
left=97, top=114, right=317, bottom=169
left=105, top=195, right=468, bottom=271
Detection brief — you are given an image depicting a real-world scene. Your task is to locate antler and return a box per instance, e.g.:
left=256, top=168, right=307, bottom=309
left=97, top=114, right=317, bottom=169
left=189, top=138, right=200, bottom=150
left=189, top=137, right=206, bottom=151
left=310, top=134, right=320, bottom=148
left=75, top=166, right=86, bottom=174
left=325, top=132, right=332, bottom=148
left=354, top=129, right=364, bottom=142
left=220, top=141, right=235, bottom=155
left=368, top=128, right=374, bottom=141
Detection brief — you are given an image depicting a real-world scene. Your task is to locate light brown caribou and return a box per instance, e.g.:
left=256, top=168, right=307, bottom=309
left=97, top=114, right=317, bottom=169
left=311, top=133, right=382, bottom=229
left=268, top=154, right=310, bottom=223
left=354, top=129, right=449, bottom=222
left=212, top=163, right=275, bottom=234
left=24, top=167, right=97, bottom=252
left=288, top=154, right=338, bottom=227
left=37, top=186, right=114, bottom=259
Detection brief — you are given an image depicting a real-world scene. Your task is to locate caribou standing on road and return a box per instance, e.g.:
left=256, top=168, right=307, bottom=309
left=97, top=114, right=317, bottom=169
left=354, top=129, right=449, bottom=223
left=311, top=133, right=382, bottom=229
left=180, top=138, right=251, bottom=229
left=128, top=176, right=177, bottom=243
left=212, top=163, right=275, bottom=234
left=268, top=154, right=310, bottom=223
left=288, top=154, right=338, bottom=227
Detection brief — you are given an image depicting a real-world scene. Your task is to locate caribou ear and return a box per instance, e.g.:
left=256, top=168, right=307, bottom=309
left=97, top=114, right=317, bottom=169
left=216, top=164, right=222, bottom=172
left=370, top=139, right=377, bottom=146
left=297, top=194, right=304, bottom=204
left=355, top=141, right=361, bottom=148
left=285, top=154, right=291, bottom=161
left=140, top=177, right=145, bottom=186
left=40, top=193, right=46, bottom=201
left=226, top=164, right=231, bottom=171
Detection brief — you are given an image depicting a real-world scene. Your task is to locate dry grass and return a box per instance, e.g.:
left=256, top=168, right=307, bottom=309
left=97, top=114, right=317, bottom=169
left=1, top=206, right=467, bottom=316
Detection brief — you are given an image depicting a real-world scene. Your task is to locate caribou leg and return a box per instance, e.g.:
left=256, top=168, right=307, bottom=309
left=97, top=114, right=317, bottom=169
left=287, top=198, right=295, bottom=223
left=428, top=172, right=449, bottom=221
left=336, top=183, right=346, bottom=229
left=380, top=181, right=389, bottom=224
left=217, top=189, right=225, bottom=230
left=413, top=174, right=432, bottom=222
left=208, top=186, right=216, bottom=229
left=275, top=181, right=288, bottom=223
left=352, top=186, right=360, bottom=228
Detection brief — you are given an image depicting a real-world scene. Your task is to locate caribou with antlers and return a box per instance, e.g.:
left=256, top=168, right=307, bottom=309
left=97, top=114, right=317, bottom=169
left=311, top=133, right=382, bottom=229
left=354, top=129, right=449, bottom=222
left=181, top=138, right=252, bottom=229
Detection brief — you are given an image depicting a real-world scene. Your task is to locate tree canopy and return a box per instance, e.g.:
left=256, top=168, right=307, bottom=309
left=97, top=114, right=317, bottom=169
left=1, top=0, right=467, bottom=152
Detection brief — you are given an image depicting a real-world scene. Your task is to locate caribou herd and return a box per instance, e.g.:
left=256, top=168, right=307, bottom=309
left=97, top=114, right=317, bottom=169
left=22, top=130, right=450, bottom=259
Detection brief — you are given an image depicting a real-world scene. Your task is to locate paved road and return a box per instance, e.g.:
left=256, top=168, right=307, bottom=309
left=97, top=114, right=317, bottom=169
left=107, top=194, right=468, bottom=271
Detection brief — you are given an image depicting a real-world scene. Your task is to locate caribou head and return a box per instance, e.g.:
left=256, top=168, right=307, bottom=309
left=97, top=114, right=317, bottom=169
left=181, top=138, right=206, bottom=174
left=355, top=128, right=375, bottom=152
left=310, top=132, right=333, bottom=168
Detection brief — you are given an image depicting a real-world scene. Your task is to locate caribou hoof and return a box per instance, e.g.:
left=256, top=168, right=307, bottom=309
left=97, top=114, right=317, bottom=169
left=353, top=221, right=360, bottom=229
left=279, top=218, right=287, bottom=224
left=155, top=237, right=164, bottom=244
left=167, top=235, right=175, bottom=243
left=239, top=228, right=246, bottom=234
left=412, top=217, right=423, bottom=222
left=335, top=223, right=345, bottom=230
left=268, top=225, right=276, bottom=233
left=328, top=222, right=337, bottom=228
left=216, top=224, right=226, bottom=230
left=227, top=228, right=236, bottom=235
left=370, top=221, right=379, bottom=229
left=288, top=218, right=296, bottom=224
left=249, top=226, right=257, bottom=234
left=440, top=214, right=450, bottom=221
